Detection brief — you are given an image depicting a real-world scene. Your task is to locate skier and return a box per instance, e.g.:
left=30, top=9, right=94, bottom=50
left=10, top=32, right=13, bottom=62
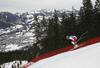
left=66, top=35, right=78, bottom=48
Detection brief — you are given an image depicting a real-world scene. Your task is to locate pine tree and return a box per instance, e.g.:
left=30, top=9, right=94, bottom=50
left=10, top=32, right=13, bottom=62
left=34, top=15, right=42, bottom=44
left=41, top=18, right=54, bottom=53
left=78, top=0, right=94, bottom=39
left=53, top=10, right=59, bottom=49
left=34, top=16, right=48, bottom=53
left=34, top=16, right=39, bottom=42
left=78, top=7, right=86, bottom=33
left=94, top=0, right=100, bottom=13
left=41, top=10, right=60, bottom=53
left=32, top=44, right=40, bottom=57
left=41, top=16, right=48, bottom=38
left=59, top=12, right=70, bottom=47
left=68, top=11, right=76, bottom=34
left=94, top=0, right=100, bottom=36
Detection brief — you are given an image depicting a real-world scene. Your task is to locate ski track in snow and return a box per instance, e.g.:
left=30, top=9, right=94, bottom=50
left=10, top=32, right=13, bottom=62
left=28, top=42, right=100, bottom=68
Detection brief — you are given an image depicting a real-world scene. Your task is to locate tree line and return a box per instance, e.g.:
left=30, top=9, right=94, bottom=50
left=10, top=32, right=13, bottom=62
left=0, top=46, right=33, bottom=65
left=0, top=0, right=100, bottom=67
left=33, top=0, right=100, bottom=55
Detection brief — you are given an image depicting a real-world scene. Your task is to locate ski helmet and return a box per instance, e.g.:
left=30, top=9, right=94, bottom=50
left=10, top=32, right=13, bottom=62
left=66, top=36, right=69, bottom=39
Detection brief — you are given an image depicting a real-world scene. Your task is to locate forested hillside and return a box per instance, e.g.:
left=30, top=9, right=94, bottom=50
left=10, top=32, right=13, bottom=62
left=0, top=0, right=100, bottom=67
left=33, top=0, right=100, bottom=55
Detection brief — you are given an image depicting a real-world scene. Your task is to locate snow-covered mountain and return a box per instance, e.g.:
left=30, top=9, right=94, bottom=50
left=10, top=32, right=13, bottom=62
left=0, top=12, right=35, bottom=52
left=19, top=9, right=79, bottom=23
left=0, top=9, right=79, bottom=52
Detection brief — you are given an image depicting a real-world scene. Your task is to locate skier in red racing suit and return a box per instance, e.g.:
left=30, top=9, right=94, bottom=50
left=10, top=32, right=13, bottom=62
left=66, top=35, right=78, bottom=48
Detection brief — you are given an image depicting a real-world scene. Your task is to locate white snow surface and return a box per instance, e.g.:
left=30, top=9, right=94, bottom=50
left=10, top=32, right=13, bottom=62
left=28, top=42, right=100, bottom=68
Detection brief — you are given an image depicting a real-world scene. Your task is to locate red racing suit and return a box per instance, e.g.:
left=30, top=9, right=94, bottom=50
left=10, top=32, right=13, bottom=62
left=69, top=35, right=77, bottom=46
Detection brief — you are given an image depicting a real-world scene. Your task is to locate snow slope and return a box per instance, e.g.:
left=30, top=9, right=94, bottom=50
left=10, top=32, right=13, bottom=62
left=28, top=42, right=100, bottom=68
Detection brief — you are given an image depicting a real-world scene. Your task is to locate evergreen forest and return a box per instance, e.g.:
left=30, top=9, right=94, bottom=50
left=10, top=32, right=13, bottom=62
left=0, top=0, right=100, bottom=67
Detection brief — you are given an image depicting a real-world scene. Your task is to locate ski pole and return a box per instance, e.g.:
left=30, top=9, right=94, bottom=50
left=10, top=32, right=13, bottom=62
left=76, top=31, right=88, bottom=43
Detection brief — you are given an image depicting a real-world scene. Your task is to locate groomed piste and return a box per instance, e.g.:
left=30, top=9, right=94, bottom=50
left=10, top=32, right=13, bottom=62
left=21, top=36, right=100, bottom=68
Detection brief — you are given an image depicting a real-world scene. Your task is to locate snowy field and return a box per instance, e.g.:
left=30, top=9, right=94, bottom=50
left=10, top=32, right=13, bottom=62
left=28, top=42, right=100, bottom=68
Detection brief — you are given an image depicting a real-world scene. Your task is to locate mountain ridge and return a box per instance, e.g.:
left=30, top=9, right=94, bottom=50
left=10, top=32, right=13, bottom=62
left=0, top=9, right=79, bottom=52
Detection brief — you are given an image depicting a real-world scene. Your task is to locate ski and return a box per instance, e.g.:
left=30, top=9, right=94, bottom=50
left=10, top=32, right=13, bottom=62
left=69, top=43, right=86, bottom=51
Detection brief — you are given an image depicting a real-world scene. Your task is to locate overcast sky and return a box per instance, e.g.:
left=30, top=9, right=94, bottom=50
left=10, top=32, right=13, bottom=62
left=0, top=0, right=95, bottom=13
